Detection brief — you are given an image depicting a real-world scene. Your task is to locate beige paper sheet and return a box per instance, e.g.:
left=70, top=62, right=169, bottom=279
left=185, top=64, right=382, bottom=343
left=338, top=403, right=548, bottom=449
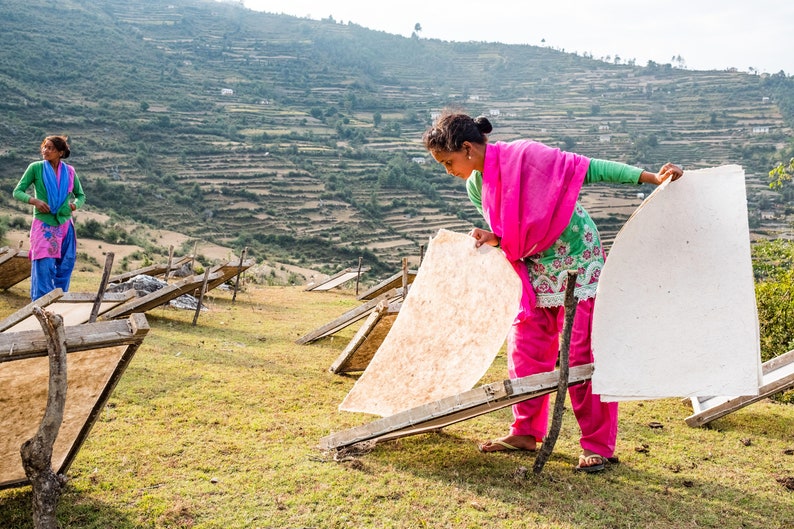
left=591, top=165, right=762, bottom=401
left=339, top=229, right=522, bottom=416
left=0, top=346, right=127, bottom=486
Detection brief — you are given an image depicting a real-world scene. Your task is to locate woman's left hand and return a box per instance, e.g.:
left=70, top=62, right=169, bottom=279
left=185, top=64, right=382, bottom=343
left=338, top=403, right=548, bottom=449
left=640, top=163, right=684, bottom=185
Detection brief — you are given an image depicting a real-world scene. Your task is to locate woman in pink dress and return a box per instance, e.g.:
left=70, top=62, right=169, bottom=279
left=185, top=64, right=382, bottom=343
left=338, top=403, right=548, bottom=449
left=423, top=111, right=682, bottom=472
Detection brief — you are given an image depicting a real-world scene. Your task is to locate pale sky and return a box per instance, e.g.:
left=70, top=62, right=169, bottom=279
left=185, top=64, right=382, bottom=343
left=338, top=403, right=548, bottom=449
left=238, top=0, right=794, bottom=75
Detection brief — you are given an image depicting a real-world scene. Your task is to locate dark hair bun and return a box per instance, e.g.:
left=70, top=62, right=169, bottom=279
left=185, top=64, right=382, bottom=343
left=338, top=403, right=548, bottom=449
left=474, top=116, right=493, bottom=135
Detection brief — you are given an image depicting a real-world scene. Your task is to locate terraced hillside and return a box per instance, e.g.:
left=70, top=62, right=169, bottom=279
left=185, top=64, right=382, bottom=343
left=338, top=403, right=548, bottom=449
left=0, top=0, right=791, bottom=277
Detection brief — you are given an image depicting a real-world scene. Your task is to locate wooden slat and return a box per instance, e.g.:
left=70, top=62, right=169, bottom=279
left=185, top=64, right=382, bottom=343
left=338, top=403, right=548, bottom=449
left=685, top=349, right=794, bottom=426
left=0, top=290, right=135, bottom=333
left=101, top=271, right=223, bottom=319
left=0, top=289, right=65, bottom=332
left=61, top=291, right=135, bottom=303
left=0, top=314, right=149, bottom=490
left=0, top=314, right=150, bottom=362
left=0, top=246, right=31, bottom=290
left=295, top=288, right=403, bottom=345
left=107, top=255, right=192, bottom=284
left=329, top=301, right=400, bottom=373
left=357, top=270, right=416, bottom=300
left=305, top=266, right=371, bottom=292
left=320, top=364, right=594, bottom=450
left=198, top=258, right=255, bottom=294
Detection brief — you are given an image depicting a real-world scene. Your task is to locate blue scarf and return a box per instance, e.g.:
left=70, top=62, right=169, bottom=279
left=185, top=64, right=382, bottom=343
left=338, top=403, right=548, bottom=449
left=42, top=161, right=70, bottom=213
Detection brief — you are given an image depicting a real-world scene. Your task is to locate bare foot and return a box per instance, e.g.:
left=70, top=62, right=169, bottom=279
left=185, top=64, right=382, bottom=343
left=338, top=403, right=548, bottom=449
left=478, top=435, right=538, bottom=453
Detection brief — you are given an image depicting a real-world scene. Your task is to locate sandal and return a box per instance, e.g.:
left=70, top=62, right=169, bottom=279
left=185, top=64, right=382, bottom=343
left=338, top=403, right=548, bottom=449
left=574, top=454, right=607, bottom=473
left=477, top=436, right=538, bottom=453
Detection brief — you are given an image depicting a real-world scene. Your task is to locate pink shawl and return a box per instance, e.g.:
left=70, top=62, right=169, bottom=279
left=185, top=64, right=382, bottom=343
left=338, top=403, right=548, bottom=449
left=481, top=140, right=589, bottom=319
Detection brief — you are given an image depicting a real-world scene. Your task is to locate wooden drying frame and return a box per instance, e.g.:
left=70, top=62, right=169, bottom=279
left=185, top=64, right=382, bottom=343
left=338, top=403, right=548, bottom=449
left=0, top=314, right=150, bottom=490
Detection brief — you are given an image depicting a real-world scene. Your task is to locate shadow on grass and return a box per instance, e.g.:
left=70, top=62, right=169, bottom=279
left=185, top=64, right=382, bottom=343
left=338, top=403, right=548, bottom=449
left=702, top=405, right=794, bottom=443
left=0, top=486, right=140, bottom=529
left=0, top=287, right=33, bottom=313
left=361, top=426, right=794, bottom=529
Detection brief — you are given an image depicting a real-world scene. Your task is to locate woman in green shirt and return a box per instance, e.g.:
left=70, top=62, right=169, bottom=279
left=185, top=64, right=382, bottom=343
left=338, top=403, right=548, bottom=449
left=423, top=111, right=682, bottom=472
left=13, top=135, right=86, bottom=300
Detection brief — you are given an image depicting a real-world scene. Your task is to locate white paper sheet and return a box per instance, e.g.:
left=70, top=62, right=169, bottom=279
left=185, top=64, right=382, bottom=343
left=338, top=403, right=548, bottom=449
left=591, top=165, right=762, bottom=401
left=339, top=229, right=523, bottom=416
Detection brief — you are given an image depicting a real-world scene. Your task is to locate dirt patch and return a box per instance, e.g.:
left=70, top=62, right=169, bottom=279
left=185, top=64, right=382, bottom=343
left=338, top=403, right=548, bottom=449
left=5, top=229, right=141, bottom=265
left=247, top=261, right=326, bottom=286
left=138, top=228, right=232, bottom=262
left=5, top=225, right=231, bottom=270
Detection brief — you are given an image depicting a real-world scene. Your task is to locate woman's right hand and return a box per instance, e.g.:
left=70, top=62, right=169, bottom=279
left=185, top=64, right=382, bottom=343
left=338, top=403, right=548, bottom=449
left=30, top=198, right=50, bottom=213
left=469, top=228, right=499, bottom=248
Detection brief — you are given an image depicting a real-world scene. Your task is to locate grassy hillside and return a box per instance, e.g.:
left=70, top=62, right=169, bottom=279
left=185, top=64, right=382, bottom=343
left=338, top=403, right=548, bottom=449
left=1, top=0, right=793, bottom=280
left=0, top=276, right=793, bottom=528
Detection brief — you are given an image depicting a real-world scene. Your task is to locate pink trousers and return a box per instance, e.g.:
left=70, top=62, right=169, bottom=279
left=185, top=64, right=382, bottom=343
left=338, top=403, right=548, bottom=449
left=507, top=297, right=618, bottom=458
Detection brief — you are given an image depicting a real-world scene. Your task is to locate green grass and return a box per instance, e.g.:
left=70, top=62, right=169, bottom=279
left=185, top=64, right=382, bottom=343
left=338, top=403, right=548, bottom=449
left=1, top=274, right=793, bottom=528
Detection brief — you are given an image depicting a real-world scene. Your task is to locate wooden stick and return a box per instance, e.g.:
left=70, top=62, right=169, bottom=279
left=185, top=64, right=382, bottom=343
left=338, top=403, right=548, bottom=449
left=193, top=267, right=212, bottom=326
left=401, top=258, right=409, bottom=297
left=355, top=256, right=363, bottom=297
left=22, top=307, right=69, bottom=529
left=232, top=246, right=248, bottom=303
left=89, top=252, right=115, bottom=323
left=191, top=241, right=198, bottom=274
left=232, top=247, right=248, bottom=304
left=533, top=271, right=578, bottom=474
left=164, top=245, right=174, bottom=282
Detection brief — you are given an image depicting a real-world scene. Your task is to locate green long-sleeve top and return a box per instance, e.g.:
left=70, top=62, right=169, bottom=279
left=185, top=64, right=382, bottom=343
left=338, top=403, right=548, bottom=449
left=13, top=161, right=86, bottom=226
left=466, top=158, right=642, bottom=307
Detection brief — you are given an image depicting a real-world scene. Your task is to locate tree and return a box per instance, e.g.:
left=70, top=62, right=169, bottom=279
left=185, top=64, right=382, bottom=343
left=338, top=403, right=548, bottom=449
left=770, top=157, right=794, bottom=190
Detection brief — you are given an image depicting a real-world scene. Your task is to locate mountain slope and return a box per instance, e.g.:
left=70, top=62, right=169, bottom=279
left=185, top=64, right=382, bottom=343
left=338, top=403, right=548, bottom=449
left=1, top=0, right=791, bottom=275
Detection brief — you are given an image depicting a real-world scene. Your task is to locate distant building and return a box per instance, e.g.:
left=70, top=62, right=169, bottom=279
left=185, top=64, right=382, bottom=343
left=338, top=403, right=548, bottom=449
left=752, top=126, right=770, bottom=134
left=489, top=109, right=501, bottom=116
left=221, top=88, right=234, bottom=96
left=411, top=157, right=426, bottom=164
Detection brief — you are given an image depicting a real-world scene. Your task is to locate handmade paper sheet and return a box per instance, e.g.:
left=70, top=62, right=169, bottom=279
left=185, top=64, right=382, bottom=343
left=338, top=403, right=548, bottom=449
left=591, top=165, right=762, bottom=401
left=339, top=229, right=523, bottom=416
